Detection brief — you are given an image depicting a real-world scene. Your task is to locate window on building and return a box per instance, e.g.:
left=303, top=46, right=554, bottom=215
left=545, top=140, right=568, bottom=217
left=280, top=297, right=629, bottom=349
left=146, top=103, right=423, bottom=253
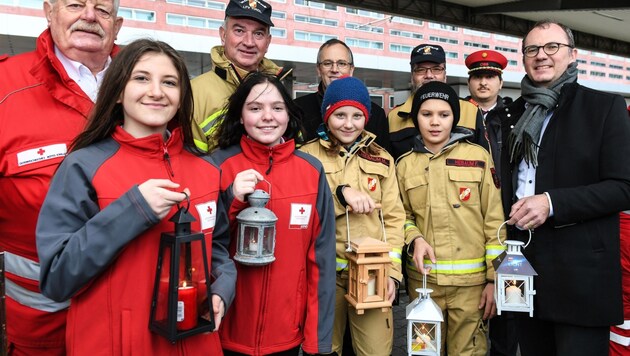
left=495, top=46, right=518, bottom=53
left=389, top=96, right=396, bottom=109
left=392, top=17, right=422, bottom=25
left=609, top=73, right=623, bottom=79
left=166, top=0, right=225, bottom=10
left=118, top=8, right=155, bottom=22
left=294, top=14, right=337, bottom=27
left=346, top=22, right=384, bottom=34
left=429, top=22, right=458, bottom=32
left=346, top=38, right=384, bottom=50
left=0, top=0, right=40, bottom=8
left=590, top=71, right=606, bottom=77
left=429, top=36, right=458, bottom=45
left=346, top=8, right=384, bottom=18
left=390, top=43, right=414, bottom=53
left=578, top=69, right=587, bottom=75
left=576, top=59, right=587, bottom=64
left=591, top=61, right=606, bottom=67
left=166, top=13, right=222, bottom=29
left=609, top=64, right=623, bottom=70
left=508, top=60, right=518, bottom=66
left=271, top=28, right=286, bottom=38
left=370, top=95, right=383, bottom=107
left=390, top=29, right=422, bottom=39
left=464, top=41, right=489, bottom=49
left=446, top=51, right=459, bottom=59
left=463, top=29, right=490, bottom=37
left=294, top=30, right=337, bottom=43
left=494, top=34, right=519, bottom=42
left=272, top=11, right=286, bottom=19
left=294, top=0, right=337, bottom=11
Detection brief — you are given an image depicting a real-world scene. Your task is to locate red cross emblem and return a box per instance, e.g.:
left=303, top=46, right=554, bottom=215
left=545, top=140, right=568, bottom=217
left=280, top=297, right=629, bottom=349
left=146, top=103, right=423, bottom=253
left=37, top=148, right=45, bottom=155
left=299, top=206, right=305, bottom=214
left=207, top=206, right=213, bottom=214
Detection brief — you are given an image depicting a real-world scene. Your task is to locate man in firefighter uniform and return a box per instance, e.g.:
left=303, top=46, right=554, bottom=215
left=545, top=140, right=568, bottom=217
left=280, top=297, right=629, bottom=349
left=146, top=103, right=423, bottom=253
left=397, top=81, right=505, bottom=355
left=388, top=43, right=488, bottom=160
left=0, top=0, right=123, bottom=354
left=191, top=0, right=291, bottom=152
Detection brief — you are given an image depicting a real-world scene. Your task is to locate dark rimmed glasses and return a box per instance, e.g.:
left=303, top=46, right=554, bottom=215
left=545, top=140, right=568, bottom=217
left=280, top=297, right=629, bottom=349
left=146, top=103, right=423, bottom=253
left=523, top=42, right=574, bottom=58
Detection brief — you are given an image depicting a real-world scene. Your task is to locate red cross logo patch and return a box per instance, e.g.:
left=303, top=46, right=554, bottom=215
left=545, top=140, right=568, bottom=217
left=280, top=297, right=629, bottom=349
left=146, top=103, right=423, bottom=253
left=367, top=177, right=377, bottom=192
left=459, top=187, right=471, bottom=201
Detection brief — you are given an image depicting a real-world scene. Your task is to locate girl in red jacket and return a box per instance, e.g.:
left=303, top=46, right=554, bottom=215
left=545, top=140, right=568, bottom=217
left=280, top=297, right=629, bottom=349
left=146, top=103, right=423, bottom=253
left=36, top=39, right=236, bottom=355
left=210, top=72, right=336, bottom=356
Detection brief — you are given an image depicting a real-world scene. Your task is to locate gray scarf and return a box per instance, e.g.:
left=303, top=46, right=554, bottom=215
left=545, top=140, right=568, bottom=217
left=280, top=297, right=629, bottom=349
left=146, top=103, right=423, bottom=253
left=508, top=62, right=578, bottom=166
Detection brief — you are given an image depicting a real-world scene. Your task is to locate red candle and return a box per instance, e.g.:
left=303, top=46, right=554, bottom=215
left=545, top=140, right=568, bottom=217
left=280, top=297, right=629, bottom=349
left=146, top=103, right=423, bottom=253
left=176, top=281, right=198, bottom=330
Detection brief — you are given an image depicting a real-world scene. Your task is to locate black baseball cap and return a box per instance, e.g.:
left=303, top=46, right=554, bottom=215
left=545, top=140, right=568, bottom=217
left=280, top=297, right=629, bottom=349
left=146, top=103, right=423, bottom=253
left=225, top=0, right=274, bottom=27
left=410, top=44, right=446, bottom=65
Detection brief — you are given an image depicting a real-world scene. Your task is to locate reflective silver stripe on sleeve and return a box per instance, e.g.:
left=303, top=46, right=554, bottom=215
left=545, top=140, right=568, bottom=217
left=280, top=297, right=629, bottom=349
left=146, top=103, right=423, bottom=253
left=4, top=251, right=39, bottom=280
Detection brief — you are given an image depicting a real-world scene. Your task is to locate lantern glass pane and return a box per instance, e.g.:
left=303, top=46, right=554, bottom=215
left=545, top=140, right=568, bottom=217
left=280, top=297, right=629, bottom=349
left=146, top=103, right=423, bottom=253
left=411, top=322, right=438, bottom=352
left=243, top=225, right=261, bottom=255
left=263, top=226, right=275, bottom=254
left=504, top=279, right=526, bottom=304
left=155, top=244, right=173, bottom=324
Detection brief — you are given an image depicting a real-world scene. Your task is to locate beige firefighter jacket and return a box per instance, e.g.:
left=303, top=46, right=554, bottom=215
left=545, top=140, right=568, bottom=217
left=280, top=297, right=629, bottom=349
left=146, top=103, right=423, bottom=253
left=300, top=132, right=405, bottom=282
left=190, top=46, right=288, bottom=152
left=396, top=130, right=505, bottom=286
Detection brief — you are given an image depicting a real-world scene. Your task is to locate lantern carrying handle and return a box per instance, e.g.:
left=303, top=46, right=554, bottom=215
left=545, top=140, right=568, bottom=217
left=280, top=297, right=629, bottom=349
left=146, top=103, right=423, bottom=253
left=178, top=191, right=191, bottom=213
left=344, top=202, right=386, bottom=252
left=497, top=220, right=531, bottom=248
left=260, top=178, right=272, bottom=197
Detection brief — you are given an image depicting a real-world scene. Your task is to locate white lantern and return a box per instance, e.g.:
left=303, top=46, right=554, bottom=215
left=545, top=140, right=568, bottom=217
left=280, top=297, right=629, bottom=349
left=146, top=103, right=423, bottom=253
left=234, top=189, right=277, bottom=266
left=406, top=282, right=443, bottom=355
left=493, top=221, right=538, bottom=317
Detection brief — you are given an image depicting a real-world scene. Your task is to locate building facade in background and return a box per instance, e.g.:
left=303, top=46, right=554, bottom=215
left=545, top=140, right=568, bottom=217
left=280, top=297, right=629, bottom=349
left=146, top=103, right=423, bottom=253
left=2, top=0, right=629, bottom=113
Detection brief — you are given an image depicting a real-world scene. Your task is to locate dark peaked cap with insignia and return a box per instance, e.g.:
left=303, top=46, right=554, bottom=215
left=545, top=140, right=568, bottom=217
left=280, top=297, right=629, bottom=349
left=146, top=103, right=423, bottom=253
left=410, top=44, right=446, bottom=65
left=225, top=0, right=274, bottom=27
left=465, top=50, right=507, bottom=76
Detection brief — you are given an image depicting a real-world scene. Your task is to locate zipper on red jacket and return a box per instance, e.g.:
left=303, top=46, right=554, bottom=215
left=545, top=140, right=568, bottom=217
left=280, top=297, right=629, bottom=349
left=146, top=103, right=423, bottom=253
left=265, top=148, right=273, bottom=175
left=163, top=145, right=175, bottom=178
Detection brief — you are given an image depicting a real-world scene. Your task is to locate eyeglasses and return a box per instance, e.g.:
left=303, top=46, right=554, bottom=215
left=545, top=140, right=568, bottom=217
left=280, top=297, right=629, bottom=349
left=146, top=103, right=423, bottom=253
left=522, top=42, right=574, bottom=58
left=318, top=60, right=353, bottom=70
left=412, top=66, right=445, bottom=75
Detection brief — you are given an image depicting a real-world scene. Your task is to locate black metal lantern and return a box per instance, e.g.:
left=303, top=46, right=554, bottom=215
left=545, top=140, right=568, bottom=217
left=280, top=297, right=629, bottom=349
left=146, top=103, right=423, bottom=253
left=234, top=189, right=277, bottom=266
left=150, top=200, right=215, bottom=343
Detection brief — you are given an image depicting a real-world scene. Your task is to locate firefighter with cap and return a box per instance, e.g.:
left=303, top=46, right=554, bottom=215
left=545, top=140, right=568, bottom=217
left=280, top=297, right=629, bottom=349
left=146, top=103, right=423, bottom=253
left=191, top=0, right=292, bottom=152
left=388, top=43, right=489, bottom=160
left=465, top=49, right=508, bottom=180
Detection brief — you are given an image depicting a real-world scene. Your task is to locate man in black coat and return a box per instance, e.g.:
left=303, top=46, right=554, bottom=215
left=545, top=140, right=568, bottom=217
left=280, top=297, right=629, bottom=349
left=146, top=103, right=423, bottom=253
left=498, top=20, right=630, bottom=356
left=294, top=39, right=391, bottom=153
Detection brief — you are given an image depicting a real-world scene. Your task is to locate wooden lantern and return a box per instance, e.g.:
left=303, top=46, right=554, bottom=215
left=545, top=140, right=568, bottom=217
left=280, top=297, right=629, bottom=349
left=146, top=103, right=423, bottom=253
left=344, top=237, right=392, bottom=314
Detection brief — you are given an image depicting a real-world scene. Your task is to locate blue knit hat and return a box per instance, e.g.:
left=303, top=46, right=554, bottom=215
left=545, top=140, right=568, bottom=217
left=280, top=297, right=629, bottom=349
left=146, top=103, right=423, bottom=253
left=321, top=76, right=371, bottom=124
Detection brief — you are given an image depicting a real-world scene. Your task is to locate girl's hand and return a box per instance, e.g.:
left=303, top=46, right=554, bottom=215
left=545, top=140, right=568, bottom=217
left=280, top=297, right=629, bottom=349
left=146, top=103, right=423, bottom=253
left=343, top=187, right=376, bottom=214
left=232, top=169, right=264, bottom=202
left=138, top=179, right=190, bottom=219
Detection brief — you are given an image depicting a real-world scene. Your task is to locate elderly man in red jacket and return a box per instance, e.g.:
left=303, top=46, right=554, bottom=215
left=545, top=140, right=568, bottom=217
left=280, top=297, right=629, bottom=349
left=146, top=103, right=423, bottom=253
left=0, top=1, right=123, bottom=354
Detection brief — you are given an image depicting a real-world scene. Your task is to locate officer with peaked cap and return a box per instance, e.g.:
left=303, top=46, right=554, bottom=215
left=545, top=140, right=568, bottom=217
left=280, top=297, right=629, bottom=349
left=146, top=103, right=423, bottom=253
left=465, top=49, right=508, bottom=180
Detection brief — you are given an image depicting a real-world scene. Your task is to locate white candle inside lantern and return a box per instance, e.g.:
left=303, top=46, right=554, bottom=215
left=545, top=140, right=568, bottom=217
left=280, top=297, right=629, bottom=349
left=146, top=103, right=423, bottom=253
left=367, top=273, right=376, bottom=296
left=505, top=281, right=526, bottom=304
left=413, top=325, right=436, bottom=351
left=248, top=238, right=258, bottom=253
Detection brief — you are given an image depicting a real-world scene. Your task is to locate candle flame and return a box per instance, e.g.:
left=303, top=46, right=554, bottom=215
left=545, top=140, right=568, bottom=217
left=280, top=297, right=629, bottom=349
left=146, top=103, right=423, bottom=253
left=181, top=280, right=187, bottom=288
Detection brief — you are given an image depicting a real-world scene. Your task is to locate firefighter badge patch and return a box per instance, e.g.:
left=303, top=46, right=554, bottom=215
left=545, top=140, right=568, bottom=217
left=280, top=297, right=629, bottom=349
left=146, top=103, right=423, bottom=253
left=459, top=187, right=471, bottom=201
left=367, top=177, right=377, bottom=192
